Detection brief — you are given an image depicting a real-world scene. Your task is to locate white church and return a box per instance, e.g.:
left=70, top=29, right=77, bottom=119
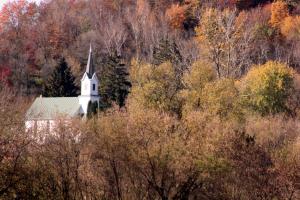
left=25, top=45, right=100, bottom=133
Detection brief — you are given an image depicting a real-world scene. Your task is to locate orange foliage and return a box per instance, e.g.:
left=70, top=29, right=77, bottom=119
left=0, top=0, right=37, bottom=31
left=166, top=4, right=187, bottom=30
left=269, top=1, right=289, bottom=28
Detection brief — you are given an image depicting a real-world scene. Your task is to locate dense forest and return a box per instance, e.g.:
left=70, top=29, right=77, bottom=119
left=1, top=0, right=300, bottom=199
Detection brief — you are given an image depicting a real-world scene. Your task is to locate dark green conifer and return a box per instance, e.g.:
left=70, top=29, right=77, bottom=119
left=152, top=39, right=185, bottom=90
left=42, top=58, right=78, bottom=97
left=99, top=54, right=131, bottom=109
left=152, top=39, right=186, bottom=79
left=152, top=39, right=183, bottom=66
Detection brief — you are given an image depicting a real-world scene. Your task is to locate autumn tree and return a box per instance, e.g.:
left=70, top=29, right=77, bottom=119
left=240, top=61, right=295, bottom=115
left=270, top=1, right=289, bottom=28
left=0, top=89, right=33, bottom=199
left=0, top=0, right=39, bottom=93
left=280, top=15, right=300, bottom=40
left=201, top=78, right=241, bottom=120
left=166, top=4, right=187, bottom=30
left=196, top=8, right=255, bottom=78
left=129, top=61, right=183, bottom=115
left=152, top=38, right=186, bottom=85
left=181, top=61, right=216, bottom=113
left=29, top=119, right=88, bottom=200
left=90, top=106, right=233, bottom=199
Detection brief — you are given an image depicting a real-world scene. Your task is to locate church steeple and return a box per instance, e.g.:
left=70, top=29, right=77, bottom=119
left=79, top=43, right=100, bottom=116
left=86, top=43, right=94, bottom=78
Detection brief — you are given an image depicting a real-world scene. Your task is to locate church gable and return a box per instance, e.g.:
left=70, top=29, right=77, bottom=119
left=91, top=73, right=99, bottom=82
left=81, top=72, right=90, bottom=82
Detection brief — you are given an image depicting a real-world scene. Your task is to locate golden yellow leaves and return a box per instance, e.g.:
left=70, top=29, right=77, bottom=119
left=129, top=61, right=182, bottom=115
left=183, top=61, right=216, bottom=91
left=280, top=16, right=300, bottom=40
left=240, top=61, right=295, bottom=115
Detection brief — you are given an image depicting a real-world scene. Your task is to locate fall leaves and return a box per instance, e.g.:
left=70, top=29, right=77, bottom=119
left=268, top=0, right=300, bottom=40
left=165, top=0, right=198, bottom=30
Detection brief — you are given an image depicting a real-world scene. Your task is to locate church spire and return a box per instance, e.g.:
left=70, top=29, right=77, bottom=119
left=86, top=43, right=94, bottom=77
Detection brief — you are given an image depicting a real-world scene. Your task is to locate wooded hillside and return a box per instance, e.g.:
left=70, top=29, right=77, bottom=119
left=0, top=0, right=300, bottom=199
left=0, top=0, right=299, bottom=94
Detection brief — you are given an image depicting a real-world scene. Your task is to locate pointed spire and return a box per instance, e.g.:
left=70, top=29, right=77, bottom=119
left=86, top=43, right=94, bottom=78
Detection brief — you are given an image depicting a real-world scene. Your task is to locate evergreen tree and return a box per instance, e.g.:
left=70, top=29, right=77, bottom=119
left=152, top=39, right=185, bottom=92
left=152, top=39, right=183, bottom=67
left=99, top=54, right=131, bottom=109
left=42, top=58, right=78, bottom=97
left=152, top=39, right=186, bottom=81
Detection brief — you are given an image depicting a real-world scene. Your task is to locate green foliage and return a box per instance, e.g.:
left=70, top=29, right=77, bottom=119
left=42, top=58, right=78, bottom=97
left=99, top=53, right=131, bottom=109
left=240, top=61, right=295, bottom=115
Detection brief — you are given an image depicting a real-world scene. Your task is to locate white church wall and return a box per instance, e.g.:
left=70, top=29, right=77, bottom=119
left=26, top=119, right=77, bottom=143
left=78, top=95, right=99, bottom=115
left=81, top=75, right=91, bottom=96
left=25, top=120, right=35, bottom=131
left=81, top=73, right=99, bottom=97
left=26, top=120, right=56, bottom=133
left=90, top=75, right=99, bottom=96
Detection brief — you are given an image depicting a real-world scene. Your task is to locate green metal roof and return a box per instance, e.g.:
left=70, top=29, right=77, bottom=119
left=26, top=97, right=81, bottom=120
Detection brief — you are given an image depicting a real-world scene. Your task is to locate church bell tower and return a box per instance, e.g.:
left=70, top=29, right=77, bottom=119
left=79, top=44, right=100, bottom=116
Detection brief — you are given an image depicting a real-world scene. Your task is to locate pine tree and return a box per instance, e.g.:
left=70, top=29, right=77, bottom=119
left=42, top=58, right=78, bottom=97
left=152, top=39, right=186, bottom=80
left=152, top=39, right=184, bottom=91
left=152, top=39, right=183, bottom=66
left=99, top=54, right=131, bottom=109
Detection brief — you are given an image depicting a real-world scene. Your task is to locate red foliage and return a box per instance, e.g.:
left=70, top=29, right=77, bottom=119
left=0, top=66, right=12, bottom=87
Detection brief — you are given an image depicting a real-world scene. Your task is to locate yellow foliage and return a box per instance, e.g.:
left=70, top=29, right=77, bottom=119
left=280, top=15, right=300, bottom=40
left=240, top=61, right=295, bottom=115
left=184, top=61, right=216, bottom=91
left=195, top=8, right=221, bottom=44
left=181, top=61, right=216, bottom=114
left=128, top=62, right=183, bottom=115
left=201, top=79, right=241, bottom=120
left=129, top=59, right=152, bottom=86
left=270, top=1, right=289, bottom=28
left=195, top=8, right=249, bottom=78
